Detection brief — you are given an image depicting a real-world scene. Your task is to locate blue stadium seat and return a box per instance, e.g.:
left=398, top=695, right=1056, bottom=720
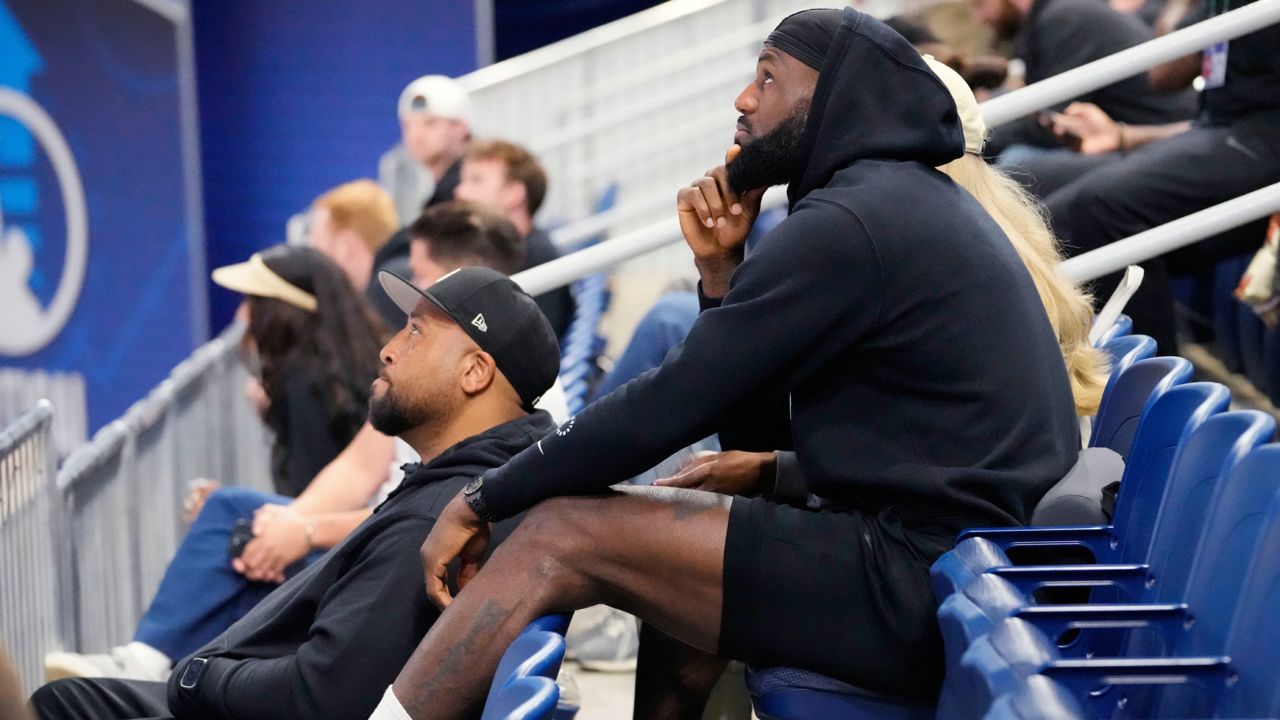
left=981, top=674, right=1086, bottom=720
left=944, top=446, right=1280, bottom=718
left=937, top=380, right=1225, bottom=600
left=483, top=630, right=566, bottom=713
left=982, top=410, right=1273, bottom=604
left=1097, top=334, right=1156, bottom=402
left=482, top=676, right=560, bottom=720
left=1089, top=356, right=1194, bottom=458
left=1094, top=313, right=1132, bottom=346
left=745, top=665, right=934, bottom=720
left=524, top=613, right=572, bottom=636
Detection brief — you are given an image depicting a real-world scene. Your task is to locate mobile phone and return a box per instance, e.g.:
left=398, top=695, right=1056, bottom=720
left=228, top=518, right=254, bottom=559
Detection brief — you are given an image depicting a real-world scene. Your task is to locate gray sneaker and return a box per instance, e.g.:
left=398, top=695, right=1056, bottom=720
left=45, top=642, right=171, bottom=682
left=567, top=608, right=639, bottom=672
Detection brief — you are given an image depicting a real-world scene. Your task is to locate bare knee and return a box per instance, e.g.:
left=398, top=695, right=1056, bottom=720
left=497, top=496, right=611, bottom=606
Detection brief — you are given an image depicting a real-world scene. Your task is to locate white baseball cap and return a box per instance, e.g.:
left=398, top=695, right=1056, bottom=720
left=922, top=55, right=987, bottom=156
left=397, top=75, right=471, bottom=125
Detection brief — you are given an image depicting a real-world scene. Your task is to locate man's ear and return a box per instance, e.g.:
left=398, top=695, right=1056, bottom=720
left=460, top=349, right=498, bottom=397
left=503, top=181, right=528, bottom=215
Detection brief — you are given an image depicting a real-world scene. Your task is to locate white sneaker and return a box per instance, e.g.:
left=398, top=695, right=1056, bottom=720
left=555, top=668, right=582, bottom=717
left=45, top=642, right=171, bottom=682
left=568, top=608, right=639, bottom=673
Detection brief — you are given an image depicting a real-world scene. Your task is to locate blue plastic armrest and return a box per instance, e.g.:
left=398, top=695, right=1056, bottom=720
left=1014, top=603, right=1188, bottom=646
left=1043, top=656, right=1230, bottom=717
left=955, top=526, right=1113, bottom=558
left=989, top=564, right=1148, bottom=600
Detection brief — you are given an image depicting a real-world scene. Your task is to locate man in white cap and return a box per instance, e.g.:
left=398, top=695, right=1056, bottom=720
left=377, top=75, right=473, bottom=225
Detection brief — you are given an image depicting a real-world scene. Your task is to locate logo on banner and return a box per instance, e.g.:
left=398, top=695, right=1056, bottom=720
left=0, top=3, right=89, bottom=357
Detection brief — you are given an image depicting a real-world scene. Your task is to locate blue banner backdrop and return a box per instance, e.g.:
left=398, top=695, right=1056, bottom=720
left=0, top=0, right=205, bottom=433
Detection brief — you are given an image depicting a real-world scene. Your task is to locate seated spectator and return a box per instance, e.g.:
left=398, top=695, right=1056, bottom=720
left=377, top=75, right=472, bottom=224
left=969, top=0, right=1197, bottom=196
left=300, top=179, right=404, bottom=330
left=30, top=268, right=561, bottom=720
left=371, top=75, right=473, bottom=323
left=1041, top=0, right=1280, bottom=353
left=43, top=206, right=567, bottom=683
left=374, top=10, right=1078, bottom=719
left=455, top=139, right=576, bottom=339
left=658, top=54, right=1111, bottom=511
left=216, top=245, right=386, bottom=498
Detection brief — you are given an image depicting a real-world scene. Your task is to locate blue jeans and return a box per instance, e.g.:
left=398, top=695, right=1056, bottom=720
left=133, top=487, right=321, bottom=661
left=591, top=291, right=699, bottom=401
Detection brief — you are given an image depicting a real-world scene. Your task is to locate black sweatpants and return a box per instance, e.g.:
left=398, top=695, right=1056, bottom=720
left=1045, top=119, right=1280, bottom=353
left=30, top=678, right=171, bottom=720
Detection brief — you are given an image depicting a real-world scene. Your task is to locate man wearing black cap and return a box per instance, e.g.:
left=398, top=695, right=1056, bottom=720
left=30, top=268, right=560, bottom=720
left=390, top=8, right=1077, bottom=718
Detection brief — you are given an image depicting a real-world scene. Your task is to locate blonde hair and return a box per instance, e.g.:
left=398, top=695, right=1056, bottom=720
left=313, top=180, right=398, bottom=254
left=938, top=155, right=1110, bottom=416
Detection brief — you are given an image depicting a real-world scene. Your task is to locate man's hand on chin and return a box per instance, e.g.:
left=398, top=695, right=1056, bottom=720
left=676, top=144, right=766, bottom=298
left=420, top=492, right=492, bottom=608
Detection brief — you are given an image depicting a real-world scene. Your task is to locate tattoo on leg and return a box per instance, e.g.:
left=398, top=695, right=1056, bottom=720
left=402, top=598, right=511, bottom=716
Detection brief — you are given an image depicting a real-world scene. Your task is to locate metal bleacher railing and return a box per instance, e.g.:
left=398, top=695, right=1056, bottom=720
left=2, top=0, right=1279, bottom=697
left=0, top=324, right=273, bottom=691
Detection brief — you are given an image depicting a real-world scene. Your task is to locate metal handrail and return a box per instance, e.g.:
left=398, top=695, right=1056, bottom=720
left=1060, top=183, right=1280, bottom=283
left=514, top=1, right=1280, bottom=294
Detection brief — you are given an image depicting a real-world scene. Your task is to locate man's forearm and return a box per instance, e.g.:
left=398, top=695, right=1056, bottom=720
left=1120, top=120, right=1191, bottom=152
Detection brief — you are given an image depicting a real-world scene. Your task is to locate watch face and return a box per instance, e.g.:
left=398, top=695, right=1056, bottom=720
left=464, top=476, right=483, bottom=495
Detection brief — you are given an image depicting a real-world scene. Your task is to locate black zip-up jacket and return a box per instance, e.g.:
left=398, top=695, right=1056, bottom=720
left=480, top=9, right=1078, bottom=545
left=166, top=411, right=555, bottom=719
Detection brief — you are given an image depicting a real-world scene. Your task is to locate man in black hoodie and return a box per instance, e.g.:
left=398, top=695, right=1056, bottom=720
left=30, top=268, right=560, bottom=720
left=385, top=8, right=1078, bottom=718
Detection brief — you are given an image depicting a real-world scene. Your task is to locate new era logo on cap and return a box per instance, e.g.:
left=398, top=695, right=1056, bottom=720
left=471, top=313, right=488, bottom=332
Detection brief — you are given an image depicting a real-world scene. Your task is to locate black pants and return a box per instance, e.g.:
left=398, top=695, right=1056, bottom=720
left=1045, top=119, right=1280, bottom=353
left=30, top=678, right=171, bottom=720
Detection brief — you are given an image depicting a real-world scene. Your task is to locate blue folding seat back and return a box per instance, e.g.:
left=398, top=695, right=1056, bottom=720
left=938, top=574, right=1025, bottom=671
left=1098, top=334, right=1157, bottom=403
left=745, top=666, right=934, bottom=720
left=1095, top=314, right=1133, bottom=347
left=930, top=535, right=1008, bottom=601
left=1135, top=411, right=1275, bottom=607
left=1090, top=356, right=1193, bottom=459
left=524, top=613, right=572, bottom=637
left=484, top=631, right=566, bottom=711
left=949, top=380, right=1224, bottom=584
left=482, top=676, right=560, bottom=720
left=1103, top=382, right=1229, bottom=564
left=982, top=675, right=1086, bottom=720
left=1206, top=486, right=1280, bottom=718
left=940, top=618, right=1057, bottom=720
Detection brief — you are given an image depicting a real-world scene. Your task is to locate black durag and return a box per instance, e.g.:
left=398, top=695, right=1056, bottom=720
left=763, top=8, right=843, bottom=71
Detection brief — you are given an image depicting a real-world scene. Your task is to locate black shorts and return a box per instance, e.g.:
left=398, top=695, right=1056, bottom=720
left=719, top=495, right=947, bottom=701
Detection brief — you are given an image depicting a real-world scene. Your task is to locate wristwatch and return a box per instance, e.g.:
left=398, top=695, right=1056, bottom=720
left=463, top=474, right=499, bottom=523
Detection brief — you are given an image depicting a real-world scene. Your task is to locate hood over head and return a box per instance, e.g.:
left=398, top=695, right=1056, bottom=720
left=772, top=7, right=964, bottom=207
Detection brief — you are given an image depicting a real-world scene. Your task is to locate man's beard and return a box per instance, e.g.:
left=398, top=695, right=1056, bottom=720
left=727, top=100, right=811, bottom=196
left=368, top=384, right=431, bottom=437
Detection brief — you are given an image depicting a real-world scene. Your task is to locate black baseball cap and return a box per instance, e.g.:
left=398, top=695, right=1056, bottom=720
left=378, top=267, right=561, bottom=410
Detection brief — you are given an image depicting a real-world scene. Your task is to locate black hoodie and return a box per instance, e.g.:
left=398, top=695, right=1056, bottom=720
left=482, top=10, right=1078, bottom=544
left=166, top=411, right=555, bottom=720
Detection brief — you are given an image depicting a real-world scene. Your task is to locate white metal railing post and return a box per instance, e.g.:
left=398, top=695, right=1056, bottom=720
left=1060, top=183, right=1280, bottom=282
